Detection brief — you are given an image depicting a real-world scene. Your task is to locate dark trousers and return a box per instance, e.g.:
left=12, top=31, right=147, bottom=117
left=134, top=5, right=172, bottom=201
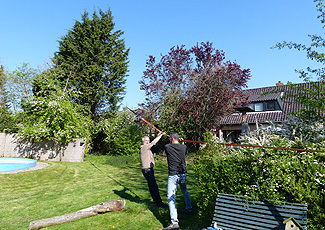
left=142, top=168, right=163, bottom=205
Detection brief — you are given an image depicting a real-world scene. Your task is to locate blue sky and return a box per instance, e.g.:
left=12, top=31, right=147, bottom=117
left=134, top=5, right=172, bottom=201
left=0, top=0, right=323, bottom=109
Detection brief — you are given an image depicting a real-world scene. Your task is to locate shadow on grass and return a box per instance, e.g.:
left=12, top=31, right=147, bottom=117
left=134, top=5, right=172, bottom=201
left=112, top=180, right=207, bottom=229
left=113, top=187, right=141, bottom=203
left=88, top=156, right=208, bottom=229
left=113, top=187, right=170, bottom=228
left=89, top=159, right=169, bottom=227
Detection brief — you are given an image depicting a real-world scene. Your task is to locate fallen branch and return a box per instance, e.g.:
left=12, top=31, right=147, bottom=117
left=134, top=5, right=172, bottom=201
left=29, top=199, right=126, bottom=230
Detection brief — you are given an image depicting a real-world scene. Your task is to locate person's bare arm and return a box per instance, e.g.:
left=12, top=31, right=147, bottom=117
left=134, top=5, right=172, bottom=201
left=151, top=131, right=165, bottom=145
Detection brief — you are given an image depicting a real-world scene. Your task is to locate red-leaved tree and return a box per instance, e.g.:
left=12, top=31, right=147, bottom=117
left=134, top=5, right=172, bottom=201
left=139, top=42, right=251, bottom=140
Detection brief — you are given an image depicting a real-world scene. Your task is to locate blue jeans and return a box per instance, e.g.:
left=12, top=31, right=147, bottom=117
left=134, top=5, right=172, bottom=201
left=167, top=174, right=192, bottom=222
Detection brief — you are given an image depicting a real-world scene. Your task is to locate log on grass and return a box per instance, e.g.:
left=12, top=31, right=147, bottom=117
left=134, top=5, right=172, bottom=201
left=29, top=199, right=126, bottom=230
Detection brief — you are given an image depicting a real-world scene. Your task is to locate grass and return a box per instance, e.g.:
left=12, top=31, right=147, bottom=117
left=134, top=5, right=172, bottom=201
left=0, top=155, right=207, bottom=230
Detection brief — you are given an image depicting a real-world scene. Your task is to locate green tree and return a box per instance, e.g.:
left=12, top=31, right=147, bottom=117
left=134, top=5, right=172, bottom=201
left=0, top=65, right=16, bottom=132
left=140, top=42, right=250, bottom=141
left=54, top=9, right=129, bottom=120
left=5, top=63, right=37, bottom=112
left=0, top=65, right=8, bottom=109
left=19, top=69, right=92, bottom=144
left=274, top=0, right=325, bottom=122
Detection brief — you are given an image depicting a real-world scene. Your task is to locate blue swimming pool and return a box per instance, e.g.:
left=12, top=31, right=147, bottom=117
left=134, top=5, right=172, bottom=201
left=0, top=158, right=37, bottom=172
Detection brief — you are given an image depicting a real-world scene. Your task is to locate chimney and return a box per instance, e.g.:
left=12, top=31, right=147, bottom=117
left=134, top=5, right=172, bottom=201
left=276, top=81, right=284, bottom=86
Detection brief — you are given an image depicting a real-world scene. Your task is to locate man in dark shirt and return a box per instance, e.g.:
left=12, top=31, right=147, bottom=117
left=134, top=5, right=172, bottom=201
left=163, top=132, right=192, bottom=230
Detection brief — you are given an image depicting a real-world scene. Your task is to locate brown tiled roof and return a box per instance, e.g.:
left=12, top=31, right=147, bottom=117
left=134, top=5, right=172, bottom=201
left=220, top=82, right=323, bottom=125
left=221, top=111, right=287, bottom=125
left=248, top=92, right=283, bottom=102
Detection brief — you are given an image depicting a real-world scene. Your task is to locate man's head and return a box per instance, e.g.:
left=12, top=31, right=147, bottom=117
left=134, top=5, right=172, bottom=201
left=142, top=136, right=150, bottom=144
left=169, top=132, right=180, bottom=143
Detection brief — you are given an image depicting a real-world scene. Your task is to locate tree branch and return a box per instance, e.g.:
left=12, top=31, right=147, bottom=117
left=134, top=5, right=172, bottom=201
left=29, top=199, right=126, bottom=230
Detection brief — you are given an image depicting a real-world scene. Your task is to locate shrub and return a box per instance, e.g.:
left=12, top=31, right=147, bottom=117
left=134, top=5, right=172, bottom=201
left=19, top=88, right=92, bottom=144
left=193, top=132, right=325, bottom=229
left=95, top=108, right=143, bottom=156
left=279, top=115, right=325, bottom=147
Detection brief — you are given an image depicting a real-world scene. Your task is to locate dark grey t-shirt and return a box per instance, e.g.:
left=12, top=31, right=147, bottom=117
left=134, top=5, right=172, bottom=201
left=165, top=143, right=187, bottom=176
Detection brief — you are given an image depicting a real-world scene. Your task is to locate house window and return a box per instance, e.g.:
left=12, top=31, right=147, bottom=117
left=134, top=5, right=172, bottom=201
left=266, top=101, right=275, bottom=110
left=254, top=103, right=264, bottom=111
left=253, top=101, right=278, bottom=111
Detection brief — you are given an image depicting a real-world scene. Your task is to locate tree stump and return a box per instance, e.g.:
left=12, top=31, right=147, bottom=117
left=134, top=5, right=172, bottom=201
left=29, top=199, right=126, bottom=230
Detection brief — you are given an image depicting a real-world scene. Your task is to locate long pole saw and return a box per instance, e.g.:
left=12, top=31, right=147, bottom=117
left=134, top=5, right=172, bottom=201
left=108, top=93, right=170, bottom=137
left=126, top=106, right=170, bottom=137
left=112, top=93, right=324, bottom=154
left=126, top=107, right=325, bottom=153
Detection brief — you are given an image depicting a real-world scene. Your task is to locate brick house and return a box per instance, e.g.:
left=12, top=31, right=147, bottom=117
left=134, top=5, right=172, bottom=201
left=218, top=81, right=323, bottom=142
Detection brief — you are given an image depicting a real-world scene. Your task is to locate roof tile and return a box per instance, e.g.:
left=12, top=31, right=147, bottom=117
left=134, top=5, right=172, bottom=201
left=221, top=82, right=324, bottom=125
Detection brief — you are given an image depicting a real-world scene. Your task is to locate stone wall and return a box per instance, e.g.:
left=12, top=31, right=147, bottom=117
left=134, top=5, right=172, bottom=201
left=0, top=133, right=86, bottom=162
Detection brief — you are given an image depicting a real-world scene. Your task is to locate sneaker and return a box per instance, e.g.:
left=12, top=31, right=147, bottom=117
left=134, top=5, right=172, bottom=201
left=181, top=208, right=193, bottom=215
left=162, top=221, right=179, bottom=230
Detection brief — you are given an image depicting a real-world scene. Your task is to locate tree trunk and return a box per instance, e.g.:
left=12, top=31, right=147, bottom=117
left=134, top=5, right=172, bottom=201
left=29, top=199, right=126, bottom=230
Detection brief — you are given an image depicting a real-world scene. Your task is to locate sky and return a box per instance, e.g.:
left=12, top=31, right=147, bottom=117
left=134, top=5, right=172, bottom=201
left=1, top=0, right=324, bottom=109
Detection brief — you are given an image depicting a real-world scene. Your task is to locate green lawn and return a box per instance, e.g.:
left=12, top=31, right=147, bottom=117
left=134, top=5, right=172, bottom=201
left=0, top=155, right=206, bottom=230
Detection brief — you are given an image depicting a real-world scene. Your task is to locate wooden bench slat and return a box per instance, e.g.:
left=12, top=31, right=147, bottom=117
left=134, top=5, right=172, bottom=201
left=216, top=194, right=307, bottom=219
left=213, top=210, right=306, bottom=229
left=213, top=214, right=285, bottom=230
left=215, top=201, right=308, bottom=216
left=217, top=193, right=308, bottom=210
left=212, top=222, right=283, bottom=230
left=215, top=203, right=307, bottom=219
left=213, top=206, right=307, bottom=225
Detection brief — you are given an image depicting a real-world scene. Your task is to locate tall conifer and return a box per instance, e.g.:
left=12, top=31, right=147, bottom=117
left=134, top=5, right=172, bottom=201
left=54, top=9, right=129, bottom=119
